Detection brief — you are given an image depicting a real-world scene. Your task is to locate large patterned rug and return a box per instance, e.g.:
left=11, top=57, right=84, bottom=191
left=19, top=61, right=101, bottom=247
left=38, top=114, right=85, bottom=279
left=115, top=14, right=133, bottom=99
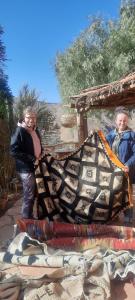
left=35, top=130, right=132, bottom=223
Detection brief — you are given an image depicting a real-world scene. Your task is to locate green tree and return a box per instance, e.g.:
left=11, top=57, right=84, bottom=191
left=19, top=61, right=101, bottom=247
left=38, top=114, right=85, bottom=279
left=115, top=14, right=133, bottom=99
left=55, top=17, right=112, bottom=105
left=14, top=84, right=55, bottom=133
left=0, top=26, right=14, bottom=195
left=0, top=25, right=13, bottom=127
left=105, top=0, right=135, bottom=81
left=14, top=84, right=39, bottom=120
left=55, top=0, right=135, bottom=106
left=54, top=0, right=135, bottom=127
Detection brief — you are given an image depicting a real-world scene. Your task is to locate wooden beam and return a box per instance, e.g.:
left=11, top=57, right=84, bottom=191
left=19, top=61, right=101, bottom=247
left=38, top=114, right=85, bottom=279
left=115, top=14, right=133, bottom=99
left=77, top=112, right=88, bottom=144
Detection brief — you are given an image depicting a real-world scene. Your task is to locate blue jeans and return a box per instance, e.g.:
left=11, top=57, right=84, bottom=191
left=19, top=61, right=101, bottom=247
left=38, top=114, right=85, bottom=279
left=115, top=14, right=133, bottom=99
left=124, top=207, right=133, bottom=224
left=19, top=172, right=36, bottom=218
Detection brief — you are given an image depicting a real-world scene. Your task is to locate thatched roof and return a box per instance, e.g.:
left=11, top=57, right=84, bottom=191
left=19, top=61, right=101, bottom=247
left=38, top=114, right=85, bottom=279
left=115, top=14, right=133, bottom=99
left=70, top=72, right=135, bottom=112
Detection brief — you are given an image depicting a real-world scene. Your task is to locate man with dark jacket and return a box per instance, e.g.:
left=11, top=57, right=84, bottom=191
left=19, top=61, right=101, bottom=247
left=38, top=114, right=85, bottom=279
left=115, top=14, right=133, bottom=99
left=10, top=106, right=42, bottom=219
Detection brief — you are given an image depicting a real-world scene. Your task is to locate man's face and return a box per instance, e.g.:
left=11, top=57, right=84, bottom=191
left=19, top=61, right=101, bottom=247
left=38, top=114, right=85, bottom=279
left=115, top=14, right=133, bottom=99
left=24, top=112, right=37, bottom=128
left=115, top=113, right=128, bottom=132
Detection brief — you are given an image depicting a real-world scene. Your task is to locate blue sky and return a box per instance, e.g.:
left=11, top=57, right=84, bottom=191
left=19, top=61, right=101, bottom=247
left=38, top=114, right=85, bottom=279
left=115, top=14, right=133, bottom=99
left=0, top=0, right=121, bottom=103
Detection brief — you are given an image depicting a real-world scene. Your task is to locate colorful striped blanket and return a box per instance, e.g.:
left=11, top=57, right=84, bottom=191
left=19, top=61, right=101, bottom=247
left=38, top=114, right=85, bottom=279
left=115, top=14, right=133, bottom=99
left=17, top=219, right=135, bottom=251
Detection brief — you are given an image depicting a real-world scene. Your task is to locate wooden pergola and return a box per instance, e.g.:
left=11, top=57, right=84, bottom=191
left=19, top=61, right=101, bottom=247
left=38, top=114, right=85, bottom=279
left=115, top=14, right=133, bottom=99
left=70, top=72, right=135, bottom=143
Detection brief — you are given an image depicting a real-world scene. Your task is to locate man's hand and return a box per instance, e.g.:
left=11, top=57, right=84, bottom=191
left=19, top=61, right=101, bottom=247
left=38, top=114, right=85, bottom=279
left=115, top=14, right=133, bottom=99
left=123, top=165, right=129, bottom=173
left=38, top=155, right=42, bottom=160
left=34, top=155, right=42, bottom=165
left=34, top=159, right=39, bottom=165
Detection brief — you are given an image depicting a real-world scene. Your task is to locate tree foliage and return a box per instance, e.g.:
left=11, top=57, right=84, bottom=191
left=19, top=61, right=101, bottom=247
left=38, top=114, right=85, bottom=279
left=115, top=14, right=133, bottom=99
left=14, top=84, right=55, bottom=132
left=14, top=84, right=39, bottom=120
left=37, top=105, right=55, bottom=132
left=0, top=25, right=13, bottom=127
left=0, top=26, right=6, bottom=66
left=55, top=0, right=135, bottom=106
left=106, top=0, right=135, bottom=81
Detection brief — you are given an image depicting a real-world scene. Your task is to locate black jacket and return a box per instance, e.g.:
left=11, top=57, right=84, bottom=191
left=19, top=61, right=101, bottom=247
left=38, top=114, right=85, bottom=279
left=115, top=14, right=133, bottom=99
left=10, top=126, right=42, bottom=173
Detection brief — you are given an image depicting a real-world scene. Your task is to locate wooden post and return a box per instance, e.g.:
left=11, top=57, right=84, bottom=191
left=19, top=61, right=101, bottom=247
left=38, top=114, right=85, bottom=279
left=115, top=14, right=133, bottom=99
left=77, top=111, right=88, bottom=144
left=63, top=104, right=88, bottom=144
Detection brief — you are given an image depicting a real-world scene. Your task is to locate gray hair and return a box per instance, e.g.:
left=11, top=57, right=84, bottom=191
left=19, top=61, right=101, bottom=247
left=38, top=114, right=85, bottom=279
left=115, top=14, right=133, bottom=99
left=114, top=106, right=129, bottom=119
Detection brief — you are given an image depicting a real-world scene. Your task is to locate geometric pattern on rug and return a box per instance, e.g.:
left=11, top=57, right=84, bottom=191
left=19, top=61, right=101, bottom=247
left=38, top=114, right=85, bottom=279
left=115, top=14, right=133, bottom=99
left=35, top=131, right=130, bottom=224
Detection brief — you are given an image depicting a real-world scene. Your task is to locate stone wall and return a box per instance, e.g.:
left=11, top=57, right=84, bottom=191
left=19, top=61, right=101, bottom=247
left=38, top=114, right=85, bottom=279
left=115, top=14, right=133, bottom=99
left=38, top=104, right=135, bottom=150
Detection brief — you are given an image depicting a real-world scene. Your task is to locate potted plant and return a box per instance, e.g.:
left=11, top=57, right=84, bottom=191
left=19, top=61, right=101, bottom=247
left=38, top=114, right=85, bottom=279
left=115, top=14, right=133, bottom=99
left=61, top=113, right=77, bottom=128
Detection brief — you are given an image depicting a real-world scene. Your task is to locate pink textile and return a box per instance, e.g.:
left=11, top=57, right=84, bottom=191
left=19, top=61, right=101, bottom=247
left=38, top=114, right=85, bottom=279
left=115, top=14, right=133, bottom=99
left=30, top=130, right=41, bottom=159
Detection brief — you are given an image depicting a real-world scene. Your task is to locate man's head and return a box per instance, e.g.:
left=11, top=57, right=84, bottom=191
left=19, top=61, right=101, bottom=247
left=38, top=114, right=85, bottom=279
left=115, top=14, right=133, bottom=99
left=115, top=107, right=129, bottom=132
left=23, top=106, right=37, bottom=129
